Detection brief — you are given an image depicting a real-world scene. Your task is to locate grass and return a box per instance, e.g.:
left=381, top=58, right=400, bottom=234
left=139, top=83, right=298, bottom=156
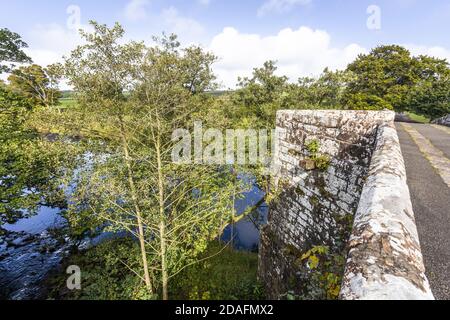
left=406, top=112, right=430, bottom=124
left=58, top=98, right=78, bottom=109
left=170, top=241, right=264, bottom=300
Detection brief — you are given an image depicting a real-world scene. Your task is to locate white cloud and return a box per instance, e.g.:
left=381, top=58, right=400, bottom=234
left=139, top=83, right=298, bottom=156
left=24, top=23, right=90, bottom=68
left=257, top=0, right=312, bottom=17
left=161, top=7, right=205, bottom=41
left=209, top=26, right=367, bottom=88
left=198, top=0, right=211, bottom=5
left=125, top=0, right=150, bottom=21
left=18, top=23, right=92, bottom=90
left=406, top=45, right=450, bottom=62
left=24, top=48, right=63, bottom=68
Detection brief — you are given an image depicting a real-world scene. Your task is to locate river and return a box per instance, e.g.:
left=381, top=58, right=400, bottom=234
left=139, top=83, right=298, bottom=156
left=0, top=176, right=267, bottom=300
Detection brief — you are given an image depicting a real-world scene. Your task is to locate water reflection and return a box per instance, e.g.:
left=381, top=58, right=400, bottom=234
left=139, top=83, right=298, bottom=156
left=3, top=207, right=65, bottom=234
left=221, top=174, right=268, bottom=252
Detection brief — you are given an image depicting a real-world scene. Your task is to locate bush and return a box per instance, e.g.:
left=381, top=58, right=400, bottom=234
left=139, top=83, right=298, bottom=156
left=45, top=238, right=150, bottom=300
left=45, top=239, right=264, bottom=300
left=170, top=242, right=265, bottom=300
left=345, top=93, right=393, bottom=111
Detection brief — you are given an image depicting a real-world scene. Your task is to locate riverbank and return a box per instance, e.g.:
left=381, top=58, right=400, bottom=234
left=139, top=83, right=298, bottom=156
left=0, top=173, right=266, bottom=300
left=44, top=239, right=265, bottom=300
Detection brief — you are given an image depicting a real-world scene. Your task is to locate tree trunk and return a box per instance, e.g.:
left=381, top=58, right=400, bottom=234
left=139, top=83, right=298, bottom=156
left=231, top=192, right=235, bottom=247
left=230, top=171, right=238, bottom=246
left=118, top=118, right=154, bottom=296
left=160, top=221, right=168, bottom=301
left=156, top=134, right=169, bottom=300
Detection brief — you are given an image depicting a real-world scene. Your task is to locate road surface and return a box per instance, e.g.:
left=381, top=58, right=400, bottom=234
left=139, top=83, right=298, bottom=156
left=396, top=122, right=450, bottom=300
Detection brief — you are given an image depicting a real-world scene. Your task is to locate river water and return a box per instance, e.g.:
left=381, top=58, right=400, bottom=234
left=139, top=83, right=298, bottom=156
left=0, top=206, right=72, bottom=299
left=0, top=177, right=267, bottom=300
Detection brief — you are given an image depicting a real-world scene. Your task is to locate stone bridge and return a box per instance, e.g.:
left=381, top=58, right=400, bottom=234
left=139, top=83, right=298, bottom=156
left=258, top=110, right=449, bottom=300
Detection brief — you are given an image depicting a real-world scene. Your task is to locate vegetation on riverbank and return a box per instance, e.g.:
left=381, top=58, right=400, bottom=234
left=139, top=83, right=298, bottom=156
left=1, top=22, right=450, bottom=300
left=45, top=239, right=263, bottom=300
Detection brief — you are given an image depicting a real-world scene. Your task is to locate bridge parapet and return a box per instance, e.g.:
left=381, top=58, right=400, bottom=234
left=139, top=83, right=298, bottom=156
left=259, top=110, right=434, bottom=300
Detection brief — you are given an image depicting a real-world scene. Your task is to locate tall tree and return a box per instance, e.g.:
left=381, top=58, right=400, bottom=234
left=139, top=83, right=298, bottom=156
left=344, top=45, right=418, bottom=112
left=408, top=55, right=450, bottom=119
left=62, top=22, right=239, bottom=300
left=0, top=28, right=32, bottom=74
left=8, top=64, right=61, bottom=108
left=0, top=82, right=73, bottom=228
left=63, top=21, right=155, bottom=296
left=344, top=45, right=450, bottom=116
left=233, top=61, right=289, bottom=128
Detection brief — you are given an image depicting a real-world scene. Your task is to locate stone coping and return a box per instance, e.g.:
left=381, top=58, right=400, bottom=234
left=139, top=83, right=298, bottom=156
left=340, top=122, right=434, bottom=300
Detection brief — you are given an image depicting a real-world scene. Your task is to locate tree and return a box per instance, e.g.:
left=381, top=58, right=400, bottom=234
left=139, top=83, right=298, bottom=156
left=294, top=68, right=352, bottom=109
left=233, top=61, right=289, bottom=128
left=343, top=45, right=450, bottom=116
left=8, top=64, right=61, bottom=108
left=44, top=63, right=65, bottom=107
left=344, top=45, right=418, bottom=112
left=408, top=56, right=450, bottom=119
left=61, top=22, right=239, bottom=300
left=133, top=34, right=244, bottom=300
left=0, top=82, right=73, bottom=228
left=181, top=45, right=218, bottom=94
left=62, top=21, right=155, bottom=297
left=0, top=28, right=32, bottom=73
left=408, top=78, right=450, bottom=119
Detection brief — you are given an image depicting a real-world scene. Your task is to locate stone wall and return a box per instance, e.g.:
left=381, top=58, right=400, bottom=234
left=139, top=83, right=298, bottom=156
left=432, top=114, right=450, bottom=127
left=340, top=123, right=433, bottom=300
left=258, top=110, right=433, bottom=300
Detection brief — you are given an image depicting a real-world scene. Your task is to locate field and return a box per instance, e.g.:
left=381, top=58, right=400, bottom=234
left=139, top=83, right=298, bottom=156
left=58, top=98, right=78, bottom=109
left=406, top=112, right=431, bottom=124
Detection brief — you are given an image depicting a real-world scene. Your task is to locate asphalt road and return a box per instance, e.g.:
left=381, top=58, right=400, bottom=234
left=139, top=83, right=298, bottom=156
left=396, top=123, right=450, bottom=300
left=414, top=125, right=450, bottom=159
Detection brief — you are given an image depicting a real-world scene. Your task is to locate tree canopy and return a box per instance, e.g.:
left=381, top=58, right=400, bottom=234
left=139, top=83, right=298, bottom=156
left=0, top=28, right=32, bottom=74
left=8, top=64, right=61, bottom=108
left=0, top=82, right=72, bottom=227
left=343, top=45, right=450, bottom=117
left=58, top=21, right=241, bottom=300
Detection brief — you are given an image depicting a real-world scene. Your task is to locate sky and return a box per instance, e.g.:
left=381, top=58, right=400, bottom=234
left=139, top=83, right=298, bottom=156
left=1, top=0, right=450, bottom=89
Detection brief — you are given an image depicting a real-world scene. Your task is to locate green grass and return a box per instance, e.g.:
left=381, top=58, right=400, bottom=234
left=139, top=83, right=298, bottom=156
left=406, top=112, right=430, bottom=124
left=170, top=242, right=264, bottom=300
left=58, top=98, right=78, bottom=109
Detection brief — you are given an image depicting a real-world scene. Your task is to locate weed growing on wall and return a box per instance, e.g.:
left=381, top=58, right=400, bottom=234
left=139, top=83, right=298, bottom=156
left=303, top=140, right=331, bottom=171
left=283, top=245, right=346, bottom=300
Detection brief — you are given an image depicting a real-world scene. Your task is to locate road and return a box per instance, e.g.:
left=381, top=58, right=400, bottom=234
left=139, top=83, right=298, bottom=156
left=396, top=122, right=450, bottom=300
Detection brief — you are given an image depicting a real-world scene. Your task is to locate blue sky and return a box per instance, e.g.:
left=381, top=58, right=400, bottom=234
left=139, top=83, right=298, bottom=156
left=1, top=0, right=450, bottom=88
